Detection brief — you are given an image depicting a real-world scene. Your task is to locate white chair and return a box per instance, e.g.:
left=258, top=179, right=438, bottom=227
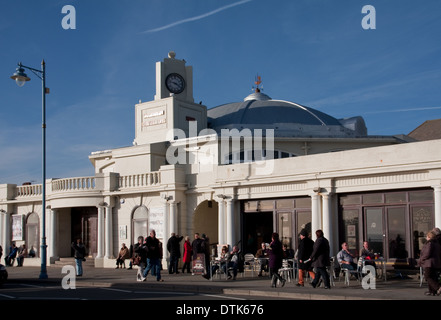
left=341, top=264, right=362, bottom=286
left=278, top=259, right=294, bottom=283
left=243, top=253, right=256, bottom=277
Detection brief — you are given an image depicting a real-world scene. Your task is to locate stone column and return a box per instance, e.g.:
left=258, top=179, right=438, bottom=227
left=169, top=201, right=177, bottom=235
left=226, top=198, right=235, bottom=249
left=311, top=193, right=322, bottom=240
left=434, top=185, right=441, bottom=229
left=322, top=193, right=335, bottom=256
left=96, top=206, right=105, bottom=259
left=217, top=199, right=226, bottom=246
left=105, top=205, right=114, bottom=259
left=163, top=200, right=169, bottom=262
left=0, top=209, right=8, bottom=252
left=49, top=209, right=57, bottom=259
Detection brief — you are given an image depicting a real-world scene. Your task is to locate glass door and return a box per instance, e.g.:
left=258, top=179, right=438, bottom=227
left=364, top=207, right=384, bottom=257
left=386, top=206, right=408, bottom=260
left=277, top=211, right=293, bottom=248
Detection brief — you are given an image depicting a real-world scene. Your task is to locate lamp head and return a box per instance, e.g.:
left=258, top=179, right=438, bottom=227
left=11, top=64, right=31, bottom=87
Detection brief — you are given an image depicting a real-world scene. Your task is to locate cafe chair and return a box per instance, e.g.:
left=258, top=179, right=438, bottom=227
left=278, top=259, right=294, bottom=283
left=243, top=253, right=257, bottom=277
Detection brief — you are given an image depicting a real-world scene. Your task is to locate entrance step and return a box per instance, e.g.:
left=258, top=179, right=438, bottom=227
left=52, top=257, right=95, bottom=267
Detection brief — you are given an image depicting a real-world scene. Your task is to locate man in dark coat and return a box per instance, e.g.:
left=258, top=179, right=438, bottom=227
left=296, top=229, right=315, bottom=286
left=191, top=233, right=205, bottom=259
left=167, top=233, right=183, bottom=274
left=309, top=229, right=331, bottom=289
left=142, top=230, right=163, bottom=282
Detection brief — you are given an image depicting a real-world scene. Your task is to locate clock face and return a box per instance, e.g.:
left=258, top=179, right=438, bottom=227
left=166, top=73, right=185, bottom=94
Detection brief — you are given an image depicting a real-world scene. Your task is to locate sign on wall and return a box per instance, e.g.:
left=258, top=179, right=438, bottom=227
left=12, top=215, right=24, bottom=241
left=149, top=207, right=164, bottom=239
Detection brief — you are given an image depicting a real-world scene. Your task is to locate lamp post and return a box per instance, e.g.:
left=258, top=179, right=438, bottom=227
left=11, top=60, right=49, bottom=279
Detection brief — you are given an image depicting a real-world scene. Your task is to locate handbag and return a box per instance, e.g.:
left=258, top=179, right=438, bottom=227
left=131, top=256, right=141, bottom=266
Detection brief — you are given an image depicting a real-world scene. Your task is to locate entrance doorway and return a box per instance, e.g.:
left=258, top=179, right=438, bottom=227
left=71, top=207, right=98, bottom=258
left=364, top=206, right=409, bottom=261
left=242, top=211, right=273, bottom=254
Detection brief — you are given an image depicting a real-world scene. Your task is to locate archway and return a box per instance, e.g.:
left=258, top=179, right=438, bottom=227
left=193, top=200, right=219, bottom=250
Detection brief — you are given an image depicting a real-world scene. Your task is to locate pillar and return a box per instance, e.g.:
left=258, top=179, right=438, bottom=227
left=311, top=193, right=322, bottom=240
left=322, top=193, right=335, bottom=256
left=434, top=185, right=441, bottom=229
left=217, top=199, right=226, bottom=246
left=0, top=210, right=8, bottom=252
left=105, top=205, right=113, bottom=259
left=169, top=201, right=177, bottom=235
left=96, top=206, right=105, bottom=259
left=226, top=198, right=235, bottom=248
left=49, top=209, right=57, bottom=259
left=163, top=200, right=169, bottom=262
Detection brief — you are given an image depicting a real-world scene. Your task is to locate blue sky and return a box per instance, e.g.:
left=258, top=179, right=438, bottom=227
left=1, top=0, right=440, bottom=185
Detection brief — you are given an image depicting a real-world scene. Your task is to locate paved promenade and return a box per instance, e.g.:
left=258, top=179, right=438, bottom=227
left=3, top=264, right=439, bottom=301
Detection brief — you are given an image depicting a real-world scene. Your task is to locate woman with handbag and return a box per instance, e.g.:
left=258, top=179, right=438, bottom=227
left=418, top=230, right=441, bottom=296
left=133, top=236, right=147, bottom=281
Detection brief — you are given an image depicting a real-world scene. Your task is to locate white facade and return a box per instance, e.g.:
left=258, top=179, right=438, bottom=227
left=1, top=52, right=440, bottom=268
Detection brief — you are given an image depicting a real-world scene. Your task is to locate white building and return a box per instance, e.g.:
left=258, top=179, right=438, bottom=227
left=1, top=52, right=440, bottom=268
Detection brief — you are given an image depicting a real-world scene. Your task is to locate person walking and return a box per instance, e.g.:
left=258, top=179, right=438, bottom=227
left=296, top=229, right=315, bottom=287
left=201, top=233, right=211, bottom=276
left=127, top=243, right=134, bottom=270
left=71, top=238, right=86, bottom=277
left=269, top=232, right=286, bottom=288
left=309, top=229, right=331, bottom=289
left=134, top=236, right=147, bottom=281
left=418, top=230, right=441, bottom=296
left=115, top=243, right=130, bottom=269
left=167, top=233, right=183, bottom=274
left=182, top=236, right=192, bottom=273
left=142, top=229, right=163, bottom=282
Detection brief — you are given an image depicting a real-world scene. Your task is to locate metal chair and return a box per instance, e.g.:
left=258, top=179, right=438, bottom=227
left=278, top=259, right=294, bottom=283
left=243, top=253, right=256, bottom=277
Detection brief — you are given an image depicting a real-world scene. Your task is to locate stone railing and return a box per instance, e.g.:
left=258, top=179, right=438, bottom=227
left=51, top=177, right=96, bottom=192
left=16, top=184, right=42, bottom=197
left=13, top=172, right=162, bottom=199
left=118, top=172, right=161, bottom=189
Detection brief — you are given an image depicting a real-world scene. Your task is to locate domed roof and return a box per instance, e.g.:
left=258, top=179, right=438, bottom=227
left=207, top=91, right=367, bottom=138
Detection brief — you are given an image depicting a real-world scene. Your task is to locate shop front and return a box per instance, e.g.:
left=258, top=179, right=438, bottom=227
left=339, top=188, right=434, bottom=265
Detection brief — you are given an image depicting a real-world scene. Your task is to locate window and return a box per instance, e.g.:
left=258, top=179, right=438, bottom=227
left=224, top=149, right=296, bottom=164
left=132, top=206, right=148, bottom=243
left=411, top=206, right=433, bottom=258
left=26, top=213, right=39, bottom=258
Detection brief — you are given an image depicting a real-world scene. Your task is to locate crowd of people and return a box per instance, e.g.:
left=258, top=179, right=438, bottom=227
left=4, top=226, right=441, bottom=296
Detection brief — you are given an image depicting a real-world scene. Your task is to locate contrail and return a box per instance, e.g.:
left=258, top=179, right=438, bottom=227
left=140, top=0, right=253, bottom=34
left=364, top=106, right=441, bottom=114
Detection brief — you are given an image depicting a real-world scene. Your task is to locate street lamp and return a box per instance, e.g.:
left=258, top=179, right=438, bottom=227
left=10, top=60, right=49, bottom=279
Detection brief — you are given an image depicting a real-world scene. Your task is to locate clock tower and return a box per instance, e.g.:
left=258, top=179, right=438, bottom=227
left=133, top=52, right=207, bottom=145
